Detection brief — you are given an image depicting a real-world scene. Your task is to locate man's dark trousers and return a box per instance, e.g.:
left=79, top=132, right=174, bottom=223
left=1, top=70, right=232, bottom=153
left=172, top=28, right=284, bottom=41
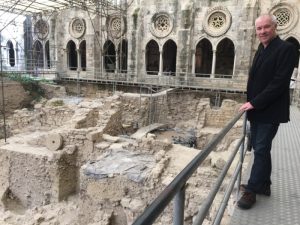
left=247, top=121, right=279, bottom=193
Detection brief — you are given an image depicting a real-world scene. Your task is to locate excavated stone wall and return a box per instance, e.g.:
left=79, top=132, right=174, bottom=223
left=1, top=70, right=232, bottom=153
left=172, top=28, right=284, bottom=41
left=0, top=86, right=246, bottom=225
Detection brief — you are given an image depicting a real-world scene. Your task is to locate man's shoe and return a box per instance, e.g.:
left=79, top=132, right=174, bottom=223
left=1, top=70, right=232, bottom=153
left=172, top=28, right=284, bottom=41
left=239, top=184, right=271, bottom=196
left=237, top=191, right=256, bottom=209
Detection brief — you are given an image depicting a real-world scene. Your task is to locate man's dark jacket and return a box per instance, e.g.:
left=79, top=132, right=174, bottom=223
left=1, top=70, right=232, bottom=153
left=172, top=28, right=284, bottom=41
left=247, top=36, right=297, bottom=123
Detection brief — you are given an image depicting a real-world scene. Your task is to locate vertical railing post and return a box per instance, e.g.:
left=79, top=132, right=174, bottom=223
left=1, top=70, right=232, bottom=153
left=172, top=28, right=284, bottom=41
left=173, top=185, right=186, bottom=225
left=237, top=113, right=247, bottom=193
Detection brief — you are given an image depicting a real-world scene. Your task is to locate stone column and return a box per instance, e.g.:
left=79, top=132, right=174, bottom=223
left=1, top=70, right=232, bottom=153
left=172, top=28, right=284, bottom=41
left=191, top=49, right=196, bottom=75
left=76, top=49, right=81, bottom=72
left=159, top=50, right=163, bottom=76
left=232, top=49, right=237, bottom=77
left=43, top=42, right=47, bottom=70
left=211, top=49, right=216, bottom=78
left=115, top=51, right=119, bottom=74
left=298, top=52, right=300, bottom=77
left=64, top=49, right=69, bottom=71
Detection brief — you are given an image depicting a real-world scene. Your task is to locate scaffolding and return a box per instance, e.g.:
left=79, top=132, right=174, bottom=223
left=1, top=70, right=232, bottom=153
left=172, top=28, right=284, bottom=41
left=0, top=0, right=131, bottom=77
left=0, top=0, right=132, bottom=140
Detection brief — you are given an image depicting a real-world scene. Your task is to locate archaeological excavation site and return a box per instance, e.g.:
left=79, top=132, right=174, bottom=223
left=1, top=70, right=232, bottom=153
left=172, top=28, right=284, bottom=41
left=1, top=0, right=300, bottom=224
left=0, top=80, right=248, bottom=225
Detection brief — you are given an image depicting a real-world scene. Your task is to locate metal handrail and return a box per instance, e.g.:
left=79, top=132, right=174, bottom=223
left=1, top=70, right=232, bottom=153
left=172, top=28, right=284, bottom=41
left=132, top=111, right=247, bottom=225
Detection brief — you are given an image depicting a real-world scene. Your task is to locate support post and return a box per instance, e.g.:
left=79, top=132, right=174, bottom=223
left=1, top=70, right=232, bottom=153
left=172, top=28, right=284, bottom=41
left=173, top=186, right=186, bottom=225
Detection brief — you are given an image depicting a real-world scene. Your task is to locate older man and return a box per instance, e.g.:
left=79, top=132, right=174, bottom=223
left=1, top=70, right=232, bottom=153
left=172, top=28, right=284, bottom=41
left=238, top=14, right=297, bottom=209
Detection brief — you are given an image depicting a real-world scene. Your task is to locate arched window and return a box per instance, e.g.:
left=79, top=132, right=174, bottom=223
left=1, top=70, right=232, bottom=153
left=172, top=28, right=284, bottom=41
left=7, top=40, right=15, bottom=67
left=45, top=40, right=50, bottom=69
left=67, top=40, right=77, bottom=70
left=118, top=39, right=128, bottom=73
left=103, top=40, right=116, bottom=73
left=162, top=39, right=177, bottom=75
left=215, top=38, right=235, bottom=78
left=286, top=37, right=300, bottom=68
left=195, top=38, right=213, bottom=77
left=145, top=40, right=159, bottom=75
left=79, top=40, right=86, bottom=71
left=33, top=40, right=44, bottom=68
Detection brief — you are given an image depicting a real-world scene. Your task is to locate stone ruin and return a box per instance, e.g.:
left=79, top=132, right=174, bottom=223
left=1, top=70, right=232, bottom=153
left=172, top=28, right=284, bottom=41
left=0, top=84, right=247, bottom=225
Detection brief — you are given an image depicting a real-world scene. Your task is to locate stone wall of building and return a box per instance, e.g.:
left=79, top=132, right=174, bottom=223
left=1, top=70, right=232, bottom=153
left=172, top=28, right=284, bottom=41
left=0, top=79, right=32, bottom=113
left=49, top=1, right=298, bottom=82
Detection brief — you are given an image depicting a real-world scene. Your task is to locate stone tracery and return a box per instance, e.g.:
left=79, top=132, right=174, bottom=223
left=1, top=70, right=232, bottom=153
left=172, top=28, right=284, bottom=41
left=150, top=13, right=173, bottom=38
left=270, top=3, right=298, bottom=34
left=209, top=12, right=226, bottom=29
left=69, top=18, right=86, bottom=39
left=107, top=15, right=126, bottom=39
left=274, top=8, right=291, bottom=27
left=34, top=19, right=49, bottom=40
left=203, top=6, right=232, bottom=37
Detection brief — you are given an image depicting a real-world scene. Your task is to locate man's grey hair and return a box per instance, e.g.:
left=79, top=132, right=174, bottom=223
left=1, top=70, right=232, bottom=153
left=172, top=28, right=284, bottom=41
left=256, top=14, right=278, bottom=26
left=270, top=14, right=278, bottom=25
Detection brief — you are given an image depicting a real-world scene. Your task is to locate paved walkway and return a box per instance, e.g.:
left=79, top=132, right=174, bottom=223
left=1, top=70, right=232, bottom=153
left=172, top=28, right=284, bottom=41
left=230, top=106, right=300, bottom=225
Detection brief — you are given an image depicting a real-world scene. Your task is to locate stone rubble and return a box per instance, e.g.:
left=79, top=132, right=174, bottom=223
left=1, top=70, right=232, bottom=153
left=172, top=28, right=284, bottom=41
left=0, top=87, right=250, bottom=225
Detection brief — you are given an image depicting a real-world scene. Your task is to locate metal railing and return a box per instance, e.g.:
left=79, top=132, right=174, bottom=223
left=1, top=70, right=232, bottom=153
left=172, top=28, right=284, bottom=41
left=57, top=69, right=247, bottom=92
left=132, top=111, right=248, bottom=225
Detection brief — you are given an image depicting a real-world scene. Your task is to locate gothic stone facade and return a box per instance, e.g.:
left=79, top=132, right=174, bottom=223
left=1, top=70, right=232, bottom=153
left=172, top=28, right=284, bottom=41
left=4, top=0, right=300, bottom=89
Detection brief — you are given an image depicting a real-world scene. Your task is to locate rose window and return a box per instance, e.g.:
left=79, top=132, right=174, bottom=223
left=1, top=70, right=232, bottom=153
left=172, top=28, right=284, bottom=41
left=73, top=20, right=84, bottom=33
left=111, top=18, right=121, bottom=32
left=69, top=18, right=86, bottom=38
left=274, top=8, right=291, bottom=27
left=107, top=16, right=126, bottom=39
left=203, top=7, right=231, bottom=37
left=270, top=3, right=298, bottom=34
left=150, top=13, right=173, bottom=38
left=155, top=15, right=170, bottom=32
left=34, top=20, right=49, bottom=40
left=209, top=12, right=225, bottom=29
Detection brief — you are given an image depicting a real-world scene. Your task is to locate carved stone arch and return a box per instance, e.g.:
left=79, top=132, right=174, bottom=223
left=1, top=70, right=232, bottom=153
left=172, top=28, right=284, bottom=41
left=203, top=6, right=232, bottom=37
left=283, top=34, right=300, bottom=43
left=194, top=36, right=212, bottom=50
left=215, top=35, right=237, bottom=51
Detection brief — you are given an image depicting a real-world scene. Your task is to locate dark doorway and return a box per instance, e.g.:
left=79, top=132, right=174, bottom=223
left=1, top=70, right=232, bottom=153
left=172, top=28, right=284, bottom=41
left=33, top=40, right=44, bottom=68
left=104, top=40, right=116, bottom=73
left=286, top=37, right=300, bottom=68
left=195, top=38, right=212, bottom=77
left=7, top=41, right=15, bottom=67
left=67, top=40, right=77, bottom=71
left=215, top=38, right=235, bottom=78
left=146, top=40, right=159, bottom=75
left=45, top=40, right=50, bottom=68
left=118, top=39, right=128, bottom=73
left=163, top=39, right=177, bottom=75
left=79, top=40, right=86, bottom=71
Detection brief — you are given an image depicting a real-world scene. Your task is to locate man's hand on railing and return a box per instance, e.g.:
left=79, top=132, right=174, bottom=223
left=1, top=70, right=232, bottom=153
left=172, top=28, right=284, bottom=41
left=239, top=102, right=254, bottom=112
